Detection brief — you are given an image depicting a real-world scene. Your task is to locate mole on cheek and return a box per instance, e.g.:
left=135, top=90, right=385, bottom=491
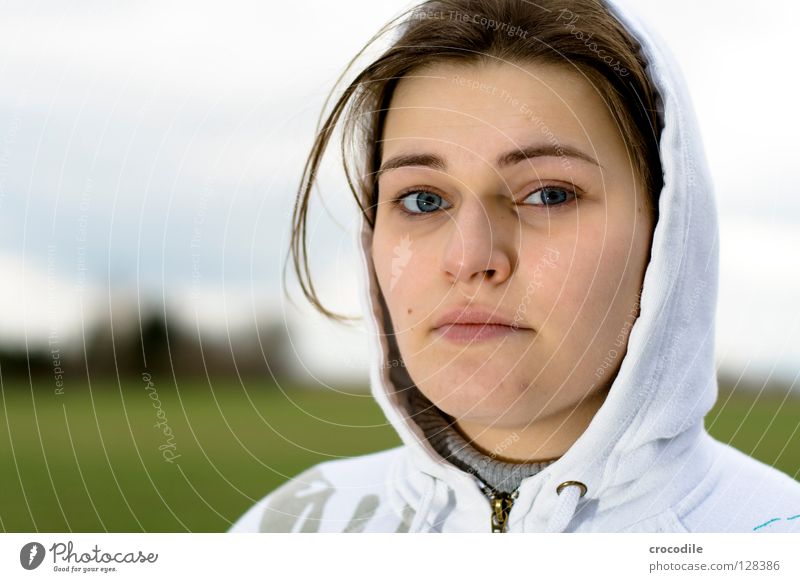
left=407, top=308, right=413, bottom=315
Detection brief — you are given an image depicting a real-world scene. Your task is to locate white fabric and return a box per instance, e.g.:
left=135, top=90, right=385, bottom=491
left=229, top=0, right=800, bottom=533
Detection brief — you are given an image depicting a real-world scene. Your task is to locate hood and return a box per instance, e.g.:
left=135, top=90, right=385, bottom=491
left=352, top=0, right=719, bottom=532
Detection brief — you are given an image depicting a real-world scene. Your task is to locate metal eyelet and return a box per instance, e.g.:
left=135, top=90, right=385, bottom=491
left=556, top=480, right=588, bottom=497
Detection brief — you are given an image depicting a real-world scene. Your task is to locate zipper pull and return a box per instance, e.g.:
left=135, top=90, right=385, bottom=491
left=489, top=491, right=516, bottom=533
left=476, top=478, right=519, bottom=533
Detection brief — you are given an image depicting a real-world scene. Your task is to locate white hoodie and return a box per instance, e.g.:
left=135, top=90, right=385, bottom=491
left=229, top=0, right=800, bottom=533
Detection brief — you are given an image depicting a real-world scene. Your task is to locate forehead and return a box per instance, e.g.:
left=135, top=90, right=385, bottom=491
left=382, top=60, right=622, bottom=165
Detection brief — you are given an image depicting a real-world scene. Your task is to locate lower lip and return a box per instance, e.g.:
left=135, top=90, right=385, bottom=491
left=433, top=323, right=525, bottom=343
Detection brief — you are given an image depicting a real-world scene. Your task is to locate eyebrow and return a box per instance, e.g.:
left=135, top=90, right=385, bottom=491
left=377, top=142, right=601, bottom=179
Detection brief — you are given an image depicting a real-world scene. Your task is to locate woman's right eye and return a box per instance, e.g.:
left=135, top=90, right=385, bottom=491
left=395, top=189, right=452, bottom=215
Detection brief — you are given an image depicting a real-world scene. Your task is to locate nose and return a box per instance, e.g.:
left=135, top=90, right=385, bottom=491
left=441, top=196, right=515, bottom=287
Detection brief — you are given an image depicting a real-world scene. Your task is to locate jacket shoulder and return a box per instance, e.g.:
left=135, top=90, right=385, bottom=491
left=676, top=437, right=800, bottom=533
left=227, top=445, right=406, bottom=533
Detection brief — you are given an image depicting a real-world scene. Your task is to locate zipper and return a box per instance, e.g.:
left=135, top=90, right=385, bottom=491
left=476, top=478, right=520, bottom=533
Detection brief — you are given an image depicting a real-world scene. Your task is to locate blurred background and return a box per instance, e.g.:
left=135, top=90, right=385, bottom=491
left=1, top=0, right=798, bottom=532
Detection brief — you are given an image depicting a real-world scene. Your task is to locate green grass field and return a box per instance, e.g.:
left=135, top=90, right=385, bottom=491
left=1, top=376, right=798, bottom=532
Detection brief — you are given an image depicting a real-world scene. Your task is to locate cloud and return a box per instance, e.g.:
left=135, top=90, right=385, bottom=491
left=716, top=215, right=800, bottom=382
left=0, top=251, right=102, bottom=350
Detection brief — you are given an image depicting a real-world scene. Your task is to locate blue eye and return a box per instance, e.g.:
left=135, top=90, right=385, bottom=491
left=392, top=185, right=575, bottom=217
left=524, top=186, right=574, bottom=206
left=396, top=190, right=452, bottom=215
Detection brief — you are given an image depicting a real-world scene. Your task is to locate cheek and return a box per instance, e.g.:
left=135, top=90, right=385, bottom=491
left=566, top=220, right=650, bottom=339
left=371, top=231, right=429, bottom=324
left=372, top=223, right=410, bottom=282
left=530, top=221, right=638, bottom=330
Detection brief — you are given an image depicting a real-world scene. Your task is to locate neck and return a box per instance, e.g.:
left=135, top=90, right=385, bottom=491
left=453, top=386, right=610, bottom=463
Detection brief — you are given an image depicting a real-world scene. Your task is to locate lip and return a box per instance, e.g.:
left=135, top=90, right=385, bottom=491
left=431, top=304, right=530, bottom=343
left=432, top=305, right=526, bottom=329
left=433, top=322, right=523, bottom=343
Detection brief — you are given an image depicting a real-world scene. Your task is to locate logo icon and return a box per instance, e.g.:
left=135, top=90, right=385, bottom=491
left=390, top=234, right=413, bottom=291
left=20, top=542, right=46, bottom=570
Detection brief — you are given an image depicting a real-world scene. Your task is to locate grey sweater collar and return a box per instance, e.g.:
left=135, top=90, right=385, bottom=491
left=406, top=387, right=559, bottom=494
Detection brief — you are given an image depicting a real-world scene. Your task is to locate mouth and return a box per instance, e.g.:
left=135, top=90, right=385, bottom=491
left=432, top=322, right=528, bottom=344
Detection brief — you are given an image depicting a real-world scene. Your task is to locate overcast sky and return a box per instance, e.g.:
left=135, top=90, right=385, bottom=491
left=1, top=0, right=798, bottom=385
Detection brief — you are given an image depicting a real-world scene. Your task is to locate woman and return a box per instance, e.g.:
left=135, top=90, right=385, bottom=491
left=229, top=0, right=800, bottom=533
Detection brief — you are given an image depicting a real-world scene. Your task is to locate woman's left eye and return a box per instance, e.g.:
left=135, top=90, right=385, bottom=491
left=522, top=186, right=576, bottom=207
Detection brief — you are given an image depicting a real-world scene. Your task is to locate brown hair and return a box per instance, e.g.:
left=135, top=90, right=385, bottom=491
left=286, top=0, right=663, bottom=323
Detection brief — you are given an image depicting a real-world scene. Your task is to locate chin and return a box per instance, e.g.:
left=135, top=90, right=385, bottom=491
left=425, top=376, right=530, bottom=420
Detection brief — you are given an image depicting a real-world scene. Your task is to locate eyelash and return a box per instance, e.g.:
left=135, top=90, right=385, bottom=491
left=390, top=183, right=579, bottom=218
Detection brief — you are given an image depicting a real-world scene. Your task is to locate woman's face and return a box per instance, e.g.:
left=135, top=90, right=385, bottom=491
left=372, top=60, right=655, bottom=430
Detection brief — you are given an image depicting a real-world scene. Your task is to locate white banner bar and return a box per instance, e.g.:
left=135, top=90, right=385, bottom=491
left=1, top=533, right=797, bottom=581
